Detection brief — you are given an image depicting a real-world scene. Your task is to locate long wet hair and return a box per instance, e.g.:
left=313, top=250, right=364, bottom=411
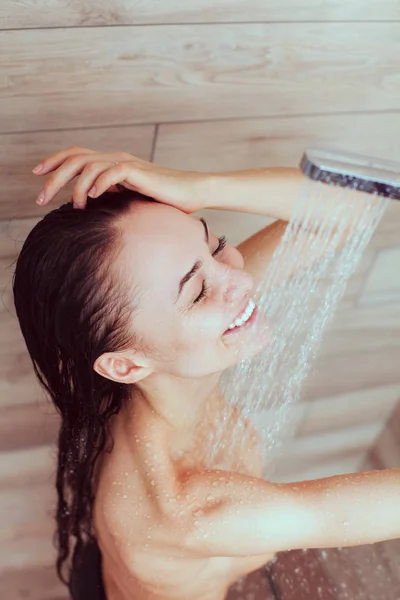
left=12, top=189, right=152, bottom=593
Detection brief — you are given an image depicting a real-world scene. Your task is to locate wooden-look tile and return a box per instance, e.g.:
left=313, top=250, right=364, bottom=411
left=359, top=401, right=400, bottom=469
left=0, top=563, right=67, bottom=600
left=0, top=126, right=154, bottom=219
left=302, top=345, right=400, bottom=401
left=272, top=414, right=387, bottom=481
left=367, top=424, right=400, bottom=469
left=0, top=481, right=57, bottom=569
left=297, top=387, right=400, bottom=436
left=2, top=0, right=399, bottom=29
left=0, top=217, right=41, bottom=258
left=0, top=445, right=56, bottom=488
left=156, top=113, right=400, bottom=172
left=310, top=302, right=400, bottom=360
left=0, top=375, right=43, bottom=409
left=0, top=533, right=58, bottom=573
left=274, top=423, right=383, bottom=470
left=389, top=401, right=400, bottom=439
left=358, top=248, right=400, bottom=306
left=0, top=402, right=59, bottom=452
left=0, top=345, right=40, bottom=409
left=1, top=26, right=400, bottom=136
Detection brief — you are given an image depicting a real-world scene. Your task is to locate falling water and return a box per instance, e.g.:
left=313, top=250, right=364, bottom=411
left=204, top=177, right=390, bottom=475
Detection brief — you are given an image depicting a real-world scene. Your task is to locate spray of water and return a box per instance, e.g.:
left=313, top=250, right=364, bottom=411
left=204, top=178, right=390, bottom=476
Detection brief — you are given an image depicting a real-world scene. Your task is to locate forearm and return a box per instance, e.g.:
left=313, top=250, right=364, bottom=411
left=205, top=167, right=306, bottom=221
left=305, top=469, right=400, bottom=549
left=204, top=167, right=379, bottom=231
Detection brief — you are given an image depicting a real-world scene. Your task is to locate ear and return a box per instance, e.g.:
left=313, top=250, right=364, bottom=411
left=93, top=351, right=153, bottom=384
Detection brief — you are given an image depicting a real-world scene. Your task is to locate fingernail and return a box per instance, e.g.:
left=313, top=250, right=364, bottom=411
left=36, top=191, right=45, bottom=204
left=88, top=186, right=97, bottom=197
left=33, top=164, right=43, bottom=174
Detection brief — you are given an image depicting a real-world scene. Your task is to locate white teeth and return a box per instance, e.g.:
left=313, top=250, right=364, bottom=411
left=227, top=298, right=256, bottom=330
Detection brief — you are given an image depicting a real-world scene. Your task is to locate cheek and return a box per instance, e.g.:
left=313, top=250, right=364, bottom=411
left=175, top=315, right=217, bottom=353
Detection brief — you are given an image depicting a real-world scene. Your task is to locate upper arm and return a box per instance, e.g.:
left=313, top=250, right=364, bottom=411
left=235, top=219, right=289, bottom=288
left=180, top=468, right=318, bottom=557
left=235, top=218, right=348, bottom=288
left=180, top=468, right=400, bottom=558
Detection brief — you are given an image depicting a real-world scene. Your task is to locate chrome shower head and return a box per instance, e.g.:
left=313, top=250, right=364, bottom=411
left=300, top=148, right=400, bottom=200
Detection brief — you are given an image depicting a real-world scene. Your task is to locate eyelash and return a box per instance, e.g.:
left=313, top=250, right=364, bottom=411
left=193, top=235, right=227, bottom=305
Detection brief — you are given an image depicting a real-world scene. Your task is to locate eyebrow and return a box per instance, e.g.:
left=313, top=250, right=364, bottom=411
left=175, top=218, right=209, bottom=303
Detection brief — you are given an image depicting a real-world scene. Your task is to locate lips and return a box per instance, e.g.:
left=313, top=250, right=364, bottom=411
left=222, top=304, right=258, bottom=338
left=223, top=296, right=251, bottom=333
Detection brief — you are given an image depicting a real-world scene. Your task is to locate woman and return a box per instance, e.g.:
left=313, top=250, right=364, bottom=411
left=13, top=146, right=400, bottom=600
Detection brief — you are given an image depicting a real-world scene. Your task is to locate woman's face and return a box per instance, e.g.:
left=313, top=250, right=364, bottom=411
left=117, top=201, right=270, bottom=378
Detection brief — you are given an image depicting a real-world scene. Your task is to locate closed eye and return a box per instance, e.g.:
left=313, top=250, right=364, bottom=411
left=213, top=235, right=227, bottom=257
left=193, top=235, right=227, bottom=305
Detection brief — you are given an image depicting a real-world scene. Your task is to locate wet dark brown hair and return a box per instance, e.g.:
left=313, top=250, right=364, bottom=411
left=12, top=189, right=151, bottom=594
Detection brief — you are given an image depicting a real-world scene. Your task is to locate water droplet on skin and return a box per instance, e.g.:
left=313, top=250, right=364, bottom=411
left=206, top=495, right=214, bottom=501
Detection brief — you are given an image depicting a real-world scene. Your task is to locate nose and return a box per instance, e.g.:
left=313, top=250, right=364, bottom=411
left=223, top=269, right=253, bottom=305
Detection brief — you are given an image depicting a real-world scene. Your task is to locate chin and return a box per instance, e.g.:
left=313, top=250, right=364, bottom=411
left=221, top=309, right=271, bottom=357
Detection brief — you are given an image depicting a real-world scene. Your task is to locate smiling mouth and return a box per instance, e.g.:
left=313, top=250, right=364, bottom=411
left=222, top=299, right=257, bottom=336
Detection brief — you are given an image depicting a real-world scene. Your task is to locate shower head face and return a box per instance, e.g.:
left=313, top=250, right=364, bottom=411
left=300, top=148, right=400, bottom=200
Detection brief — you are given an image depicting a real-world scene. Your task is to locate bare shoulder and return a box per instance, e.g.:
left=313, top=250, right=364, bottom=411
left=93, top=439, right=189, bottom=570
left=92, top=446, right=141, bottom=560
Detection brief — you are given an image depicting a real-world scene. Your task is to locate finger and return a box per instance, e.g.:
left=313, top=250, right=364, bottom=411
left=37, top=154, right=109, bottom=206
left=32, top=146, right=96, bottom=176
left=86, top=163, right=130, bottom=199
left=72, top=162, right=118, bottom=208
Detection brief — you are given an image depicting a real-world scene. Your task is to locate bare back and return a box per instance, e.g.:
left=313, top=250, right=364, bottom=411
left=92, top=390, right=275, bottom=600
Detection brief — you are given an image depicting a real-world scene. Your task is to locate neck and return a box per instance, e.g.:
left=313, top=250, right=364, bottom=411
left=127, top=371, right=223, bottom=433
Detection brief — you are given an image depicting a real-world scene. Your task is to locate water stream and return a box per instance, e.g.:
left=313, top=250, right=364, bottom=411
left=205, top=178, right=390, bottom=476
left=206, top=177, right=397, bottom=598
